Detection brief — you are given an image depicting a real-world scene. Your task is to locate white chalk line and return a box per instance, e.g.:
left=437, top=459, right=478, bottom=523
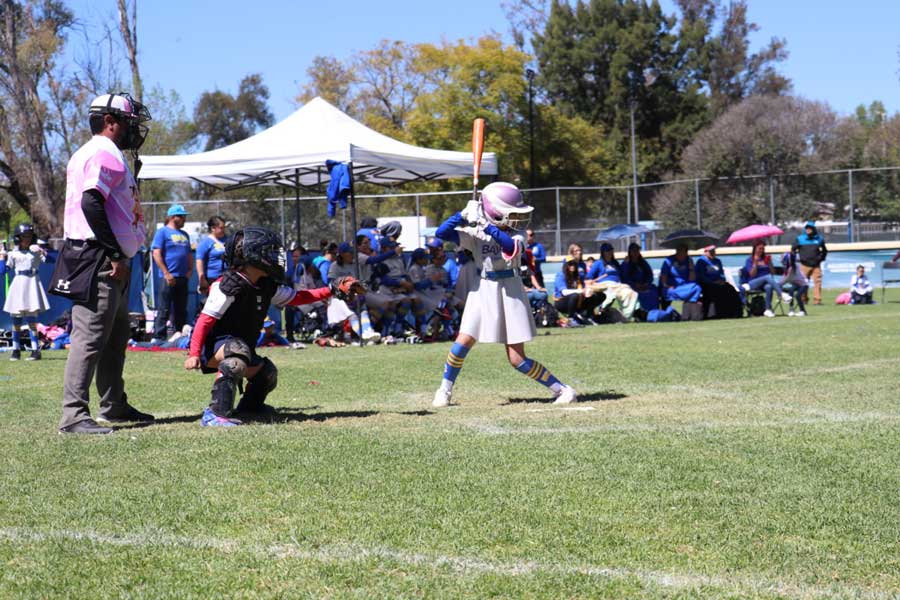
left=525, top=406, right=596, bottom=413
left=0, top=527, right=890, bottom=599
left=465, top=410, right=900, bottom=436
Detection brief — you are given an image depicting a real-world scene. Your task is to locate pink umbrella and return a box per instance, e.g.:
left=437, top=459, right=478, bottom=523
left=726, top=224, right=784, bottom=244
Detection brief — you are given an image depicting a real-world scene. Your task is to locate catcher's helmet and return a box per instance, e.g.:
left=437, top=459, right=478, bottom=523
left=13, top=223, right=35, bottom=245
left=224, top=227, right=286, bottom=282
left=481, top=182, right=533, bottom=230
left=89, top=92, right=152, bottom=150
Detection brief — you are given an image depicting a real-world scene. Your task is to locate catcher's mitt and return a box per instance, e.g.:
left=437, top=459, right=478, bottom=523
left=330, top=276, right=366, bottom=302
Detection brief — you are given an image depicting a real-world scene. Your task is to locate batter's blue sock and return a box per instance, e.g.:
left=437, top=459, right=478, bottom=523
left=515, top=358, right=563, bottom=392
left=26, top=317, right=38, bottom=350
left=11, top=317, right=22, bottom=350
left=441, top=342, right=470, bottom=389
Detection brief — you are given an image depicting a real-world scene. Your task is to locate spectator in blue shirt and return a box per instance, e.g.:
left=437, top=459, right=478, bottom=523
left=195, top=215, right=227, bottom=298
left=696, top=245, right=742, bottom=319
left=356, top=217, right=381, bottom=253
left=151, top=204, right=193, bottom=341
left=620, top=242, right=660, bottom=310
left=553, top=258, right=604, bottom=325
left=314, top=242, right=337, bottom=283
left=526, top=228, right=546, bottom=287
left=587, top=243, right=638, bottom=320
left=741, top=242, right=791, bottom=318
left=659, top=244, right=703, bottom=317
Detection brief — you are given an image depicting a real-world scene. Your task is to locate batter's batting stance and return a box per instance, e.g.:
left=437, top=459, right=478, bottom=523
left=185, top=227, right=363, bottom=426
left=432, top=182, right=577, bottom=407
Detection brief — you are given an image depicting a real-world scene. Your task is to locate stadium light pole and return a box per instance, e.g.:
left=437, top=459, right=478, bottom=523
left=526, top=68, right=536, bottom=189
left=629, top=70, right=657, bottom=225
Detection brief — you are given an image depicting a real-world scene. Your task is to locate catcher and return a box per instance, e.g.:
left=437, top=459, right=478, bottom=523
left=185, top=227, right=363, bottom=427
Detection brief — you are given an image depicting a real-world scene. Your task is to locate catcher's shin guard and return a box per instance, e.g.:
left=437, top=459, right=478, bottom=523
left=237, top=357, right=278, bottom=413
left=210, top=338, right=251, bottom=416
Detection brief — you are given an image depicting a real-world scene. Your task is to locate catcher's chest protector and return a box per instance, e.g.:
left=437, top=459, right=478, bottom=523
left=209, top=272, right=277, bottom=350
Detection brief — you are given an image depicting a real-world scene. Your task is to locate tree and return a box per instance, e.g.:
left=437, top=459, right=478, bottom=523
left=0, top=0, right=74, bottom=235
left=193, top=73, right=273, bottom=151
left=116, top=0, right=142, bottom=100
left=654, top=96, right=853, bottom=233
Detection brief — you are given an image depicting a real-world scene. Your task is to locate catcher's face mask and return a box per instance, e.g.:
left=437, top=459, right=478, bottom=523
left=90, top=92, right=152, bottom=151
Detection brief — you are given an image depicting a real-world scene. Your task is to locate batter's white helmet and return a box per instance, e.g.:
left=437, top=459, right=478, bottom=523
left=480, top=182, right=533, bottom=230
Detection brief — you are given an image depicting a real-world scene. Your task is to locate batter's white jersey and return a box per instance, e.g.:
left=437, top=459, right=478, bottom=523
left=456, top=227, right=535, bottom=344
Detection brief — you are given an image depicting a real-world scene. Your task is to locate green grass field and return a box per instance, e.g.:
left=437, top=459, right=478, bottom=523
left=2, top=293, right=899, bottom=598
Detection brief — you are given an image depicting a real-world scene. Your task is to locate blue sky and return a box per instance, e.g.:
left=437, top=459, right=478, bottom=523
left=64, top=0, right=900, bottom=122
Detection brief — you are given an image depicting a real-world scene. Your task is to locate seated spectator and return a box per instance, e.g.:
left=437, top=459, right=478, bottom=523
left=356, top=217, right=381, bottom=253
left=408, top=247, right=451, bottom=338
left=780, top=252, right=809, bottom=316
left=741, top=242, right=792, bottom=318
left=567, top=243, right=588, bottom=278
left=587, top=243, right=638, bottom=320
left=850, top=264, right=874, bottom=304
left=633, top=306, right=681, bottom=323
left=553, top=259, right=604, bottom=325
left=620, top=242, right=660, bottom=310
left=659, top=243, right=703, bottom=320
left=521, top=263, right=548, bottom=310
left=257, top=319, right=290, bottom=347
left=326, top=240, right=386, bottom=342
left=695, top=245, right=743, bottom=319
left=313, top=241, right=337, bottom=284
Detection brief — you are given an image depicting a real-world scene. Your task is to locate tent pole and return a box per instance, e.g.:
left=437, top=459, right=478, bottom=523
left=294, top=168, right=302, bottom=245
left=348, top=162, right=360, bottom=280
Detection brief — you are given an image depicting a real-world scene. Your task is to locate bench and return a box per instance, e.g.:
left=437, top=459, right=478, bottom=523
left=882, top=262, right=900, bottom=303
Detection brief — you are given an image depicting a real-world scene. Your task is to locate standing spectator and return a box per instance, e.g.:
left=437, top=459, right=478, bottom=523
left=850, top=265, right=874, bottom=304
left=659, top=243, right=703, bottom=319
left=356, top=217, right=381, bottom=253
left=791, top=220, right=827, bottom=305
left=314, top=242, right=337, bottom=283
left=56, top=92, right=153, bottom=434
left=283, top=243, right=307, bottom=342
left=620, top=242, right=660, bottom=310
left=526, top=228, right=546, bottom=287
left=567, top=243, right=588, bottom=278
left=195, top=215, right=227, bottom=302
left=151, top=204, right=193, bottom=342
left=2, top=224, right=50, bottom=360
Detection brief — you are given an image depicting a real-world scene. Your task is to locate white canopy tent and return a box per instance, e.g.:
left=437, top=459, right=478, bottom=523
left=139, top=96, right=497, bottom=189
left=138, top=96, right=498, bottom=250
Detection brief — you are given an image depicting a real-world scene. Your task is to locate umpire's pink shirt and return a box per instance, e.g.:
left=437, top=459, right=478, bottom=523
left=64, top=135, right=146, bottom=258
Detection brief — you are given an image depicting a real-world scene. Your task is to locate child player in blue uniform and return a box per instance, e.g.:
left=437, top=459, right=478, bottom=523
left=432, top=182, right=576, bottom=407
left=185, top=227, right=362, bottom=426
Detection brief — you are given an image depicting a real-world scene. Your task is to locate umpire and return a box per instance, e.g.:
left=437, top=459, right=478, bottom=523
left=54, top=93, right=155, bottom=434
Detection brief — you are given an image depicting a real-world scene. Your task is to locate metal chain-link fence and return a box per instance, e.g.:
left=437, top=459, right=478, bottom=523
left=142, top=166, right=900, bottom=254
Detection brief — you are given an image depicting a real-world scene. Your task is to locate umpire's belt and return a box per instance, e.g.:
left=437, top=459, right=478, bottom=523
left=66, top=238, right=100, bottom=249
left=485, top=269, right=515, bottom=281
left=15, top=269, right=36, bottom=276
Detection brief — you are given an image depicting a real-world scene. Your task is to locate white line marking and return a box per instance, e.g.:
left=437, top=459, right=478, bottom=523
left=525, top=406, right=596, bottom=413
left=0, top=527, right=888, bottom=599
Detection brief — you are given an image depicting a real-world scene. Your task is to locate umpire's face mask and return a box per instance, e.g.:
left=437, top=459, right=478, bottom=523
left=116, top=115, right=149, bottom=151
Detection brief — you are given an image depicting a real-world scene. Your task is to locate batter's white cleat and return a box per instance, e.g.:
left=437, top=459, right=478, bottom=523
left=433, top=387, right=453, bottom=407
left=553, top=385, right=577, bottom=404
left=361, top=329, right=381, bottom=344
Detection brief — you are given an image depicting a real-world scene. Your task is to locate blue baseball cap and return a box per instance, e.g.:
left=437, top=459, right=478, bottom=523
left=599, top=242, right=614, bottom=253
left=426, top=238, right=443, bottom=250
left=412, top=248, right=428, bottom=261
left=337, top=242, right=353, bottom=254
left=166, top=204, right=189, bottom=217
left=263, top=319, right=274, bottom=328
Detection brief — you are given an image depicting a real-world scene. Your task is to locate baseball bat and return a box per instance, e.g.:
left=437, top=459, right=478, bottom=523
left=472, top=118, right=485, bottom=202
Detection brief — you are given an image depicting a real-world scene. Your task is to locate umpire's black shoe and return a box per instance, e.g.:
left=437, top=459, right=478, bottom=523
left=26, top=350, right=41, bottom=361
left=9, top=349, right=21, bottom=361
left=96, top=406, right=155, bottom=424
left=59, top=418, right=113, bottom=435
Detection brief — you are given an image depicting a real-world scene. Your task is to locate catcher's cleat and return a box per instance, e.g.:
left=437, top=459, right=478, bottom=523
left=432, top=387, right=452, bottom=408
left=553, top=385, right=577, bottom=405
left=201, top=407, right=242, bottom=427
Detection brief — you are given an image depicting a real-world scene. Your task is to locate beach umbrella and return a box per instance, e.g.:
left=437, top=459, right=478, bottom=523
left=659, top=229, right=720, bottom=250
left=594, top=223, right=650, bottom=241
left=726, top=224, right=784, bottom=244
